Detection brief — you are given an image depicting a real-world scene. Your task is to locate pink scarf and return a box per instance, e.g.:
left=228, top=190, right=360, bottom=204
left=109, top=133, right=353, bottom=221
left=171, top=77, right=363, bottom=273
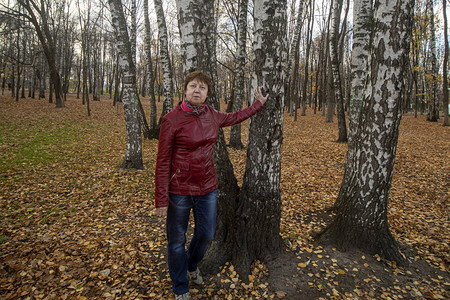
left=181, top=98, right=206, bottom=115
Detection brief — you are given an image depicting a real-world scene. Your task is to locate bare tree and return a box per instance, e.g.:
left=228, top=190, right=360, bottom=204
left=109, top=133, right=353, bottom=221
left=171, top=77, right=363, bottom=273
left=228, top=0, right=249, bottom=149
left=329, top=0, right=348, bottom=142
left=426, top=0, right=439, bottom=122
left=108, top=0, right=143, bottom=169
left=231, top=0, right=287, bottom=276
left=318, top=0, right=415, bottom=263
left=154, top=0, right=174, bottom=123
left=289, top=0, right=305, bottom=122
left=443, top=0, right=449, bottom=126
left=16, top=0, right=64, bottom=107
left=143, top=0, right=158, bottom=136
left=175, top=0, right=287, bottom=278
left=334, top=0, right=372, bottom=210
left=300, top=0, right=314, bottom=117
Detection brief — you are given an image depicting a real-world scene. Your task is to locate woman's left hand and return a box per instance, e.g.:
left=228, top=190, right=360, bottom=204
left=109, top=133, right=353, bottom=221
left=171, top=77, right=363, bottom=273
left=254, top=86, right=269, bottom=105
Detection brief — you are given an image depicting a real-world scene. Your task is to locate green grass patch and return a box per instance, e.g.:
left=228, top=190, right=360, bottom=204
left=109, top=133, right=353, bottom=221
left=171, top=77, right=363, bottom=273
left=0, top=120, right=85, bottom=173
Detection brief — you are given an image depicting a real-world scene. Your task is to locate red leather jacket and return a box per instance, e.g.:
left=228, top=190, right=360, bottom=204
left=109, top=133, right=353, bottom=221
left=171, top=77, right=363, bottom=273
left=154, top=100, right=263, bottom=208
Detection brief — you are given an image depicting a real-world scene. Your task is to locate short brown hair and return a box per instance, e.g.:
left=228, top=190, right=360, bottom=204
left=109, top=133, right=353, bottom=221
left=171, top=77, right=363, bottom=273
left=183, top=70, right=213, bottom=97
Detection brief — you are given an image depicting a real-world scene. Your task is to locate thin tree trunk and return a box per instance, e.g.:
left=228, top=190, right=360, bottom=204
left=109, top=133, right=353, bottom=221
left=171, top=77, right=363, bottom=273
left=229, top=0, right=249, bottom=149
left=15, top=14, right=20, bottom=102
left=108, top=0, right=143, bottom=169
left=154, top=0, right=174, bottom=123
left=329, top=0, right=348, bottom=142
left=301, top=1, right=314, bottom=116
left=443, top=0, right=449, bottom=126
left=289, top=0, right=305, bottom=122
left=143, top=0, right=158, bottom=137
left=427, top=0, right=439, bottom=122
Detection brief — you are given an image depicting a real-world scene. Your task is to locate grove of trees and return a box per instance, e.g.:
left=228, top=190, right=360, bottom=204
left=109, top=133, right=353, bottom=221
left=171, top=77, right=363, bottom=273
left=0, top=0, right=448, bottom=276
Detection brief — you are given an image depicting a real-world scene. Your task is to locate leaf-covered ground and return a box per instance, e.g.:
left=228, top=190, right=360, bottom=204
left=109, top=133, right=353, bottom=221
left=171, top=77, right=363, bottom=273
left=0, top=94, right=448, bottom=299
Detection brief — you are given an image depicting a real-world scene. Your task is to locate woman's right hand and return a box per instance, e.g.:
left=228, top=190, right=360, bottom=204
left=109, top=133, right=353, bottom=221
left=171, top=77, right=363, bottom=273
left=155, top=206, right=168, bottom=217
left=254, top=86, right=269, bottom=105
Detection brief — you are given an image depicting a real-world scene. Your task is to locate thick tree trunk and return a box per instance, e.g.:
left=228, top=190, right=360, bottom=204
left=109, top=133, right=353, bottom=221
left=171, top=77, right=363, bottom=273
left=335, top=0, right=372, bottom=209
left=231, top=0, right=286, bottom=277
left=108, top=0, right=143, bottom=170
left=319, top=0, right=415, bottom=264
left=176, top=0, right=236, bottom=273
left=176, top=0, right=285, bottom=278
left=229, top=0, right=249, bottom=150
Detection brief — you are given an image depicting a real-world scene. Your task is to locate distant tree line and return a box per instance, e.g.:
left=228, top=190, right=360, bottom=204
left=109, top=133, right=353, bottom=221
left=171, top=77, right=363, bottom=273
left=0, top=0, right=447, bottom=126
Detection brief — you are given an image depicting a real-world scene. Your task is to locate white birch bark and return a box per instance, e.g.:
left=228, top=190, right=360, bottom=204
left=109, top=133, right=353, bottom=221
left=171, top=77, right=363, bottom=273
left=176, top=0, right=199, bottom=74
left=174, top=0, right=237, bottom=275
left=443, top=0, right=449, bottom=126
left=349, top=0, right=371, bottom=134
left=335, top=0, right=372, bottom=208
left=154, top=0, right=174, bottom=118
left=143, top=0, right=158, bottom=133
left=329, top=0, right=347, bottom=142
left=229, top=0, right=249, bottom=149
left=108, top=0, right=143, bottom=169
left=323, top=0, right=415, bottom=262
left=131, top=0, right=137, bottom=65
left=427, top=0, right=439, bottom=121
left=234, top=0, right=287, bottom=275
left=288, top=0, right=305, bottom=118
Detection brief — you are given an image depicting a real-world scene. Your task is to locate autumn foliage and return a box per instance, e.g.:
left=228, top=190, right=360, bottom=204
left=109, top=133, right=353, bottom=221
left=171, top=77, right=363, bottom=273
left=0, top=94, right=448, bottom=299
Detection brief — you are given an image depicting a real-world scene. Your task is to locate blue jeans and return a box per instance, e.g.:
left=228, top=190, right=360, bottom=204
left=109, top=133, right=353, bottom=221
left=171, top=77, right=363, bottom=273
left=166, top=189, right=218, bottom=295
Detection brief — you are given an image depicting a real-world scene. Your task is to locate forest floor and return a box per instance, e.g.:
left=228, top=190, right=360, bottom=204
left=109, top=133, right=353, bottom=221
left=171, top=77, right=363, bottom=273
left=0, top=93, right=448, bottom=299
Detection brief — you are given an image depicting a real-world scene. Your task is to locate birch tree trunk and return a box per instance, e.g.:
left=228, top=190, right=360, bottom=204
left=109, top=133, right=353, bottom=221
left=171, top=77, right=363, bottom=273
left=130, top=0, right=137, bottom=65
left=289, top=0, right=305, bottom=122
left=229, top=0, right=249, bottom=149
left=175, top=0, right=239, bottom=274
left=319, top=0, right=415, bottom=263
left=176, top=0, right=286, bottom=277
left=143, top=0, right=158, bottom=137
left=231, top=0, right=287, bottom=276
left=108, top=0, right=143, bottom=169
left=329, top=0, right=348, bottom=142
left=301, top=1, right=314, bottom=116
left=348, top=0, right=371, bottom=134
left=443, top=0, right=449, bottom=126
left=154, top=0, right=174, bottom=121
left=335, top=0, right=372, bottom=209
left=427, top=0, right=439, bottom=122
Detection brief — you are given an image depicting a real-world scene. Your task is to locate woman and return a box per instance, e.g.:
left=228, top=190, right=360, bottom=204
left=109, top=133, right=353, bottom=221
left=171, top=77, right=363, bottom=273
left=155, top=70, right=268, bottom=299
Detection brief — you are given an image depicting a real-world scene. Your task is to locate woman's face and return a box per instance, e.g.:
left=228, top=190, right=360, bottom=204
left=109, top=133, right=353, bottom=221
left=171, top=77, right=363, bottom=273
left=185, top=79, right=208, bottom=106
